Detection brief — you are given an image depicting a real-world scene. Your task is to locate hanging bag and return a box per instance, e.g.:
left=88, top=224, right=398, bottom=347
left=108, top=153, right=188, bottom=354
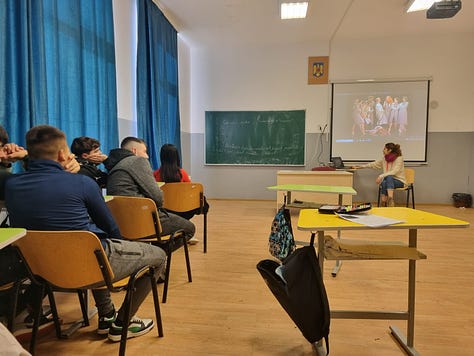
left=257, top=246, right=330, bottom=354
left=268, top=201, right=296, bottom=261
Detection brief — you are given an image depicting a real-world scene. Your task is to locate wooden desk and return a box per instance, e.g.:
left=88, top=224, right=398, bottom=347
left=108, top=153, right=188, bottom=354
left=269, top=184, right=356, bottom=206
left=297, top=207, right=469, bottom=356
left=269, top=184, right=357, bottom=276
left=0, top=228, right=26, bottom=250
left=268, top=184, right=356, bottom=209
left=276, top=170, right=353, bottom=207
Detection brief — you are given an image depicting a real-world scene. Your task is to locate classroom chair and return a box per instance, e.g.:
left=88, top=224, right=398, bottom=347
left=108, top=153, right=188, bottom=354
left=13, top=230, right=163, bottom=356
left=160, top=182, right=208, bottom=253
left=377, top=168, right=415, bottom=208
left=107, top=196, right=192, bottom=303
left=0, top=272, right=27, bottom=332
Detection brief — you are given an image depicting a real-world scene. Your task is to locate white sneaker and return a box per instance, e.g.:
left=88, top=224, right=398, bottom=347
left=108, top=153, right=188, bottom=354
left=188, top=236, right=200, bottom=245
left=108, top=316, right=154, bottom=342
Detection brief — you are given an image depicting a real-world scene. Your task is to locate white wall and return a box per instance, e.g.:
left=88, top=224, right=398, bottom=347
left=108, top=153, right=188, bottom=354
left=113, top=0, right=137, bottom=140
left=182, top=32, right=474, bottom=202
left=185, top=41, right=332, bottom=199
left=189, top=41, right=330, bottom=134
left=111, top=4, right=474, bottom=203
left=178, top=37, right=192, bottom=173
left=330, top=33, right=474, bottom=132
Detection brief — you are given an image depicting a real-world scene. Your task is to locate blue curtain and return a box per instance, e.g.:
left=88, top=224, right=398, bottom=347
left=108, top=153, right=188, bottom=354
left=0, top=0, right=118, bottom=162
left=136, top=0, right=181, bottom=170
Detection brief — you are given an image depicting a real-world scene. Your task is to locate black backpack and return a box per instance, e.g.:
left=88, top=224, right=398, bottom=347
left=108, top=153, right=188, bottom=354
left=257, top=246, right=330, bottom=354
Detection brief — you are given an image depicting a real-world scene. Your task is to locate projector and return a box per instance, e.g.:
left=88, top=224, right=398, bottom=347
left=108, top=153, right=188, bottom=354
left=426, top=1, right=462, bottom=19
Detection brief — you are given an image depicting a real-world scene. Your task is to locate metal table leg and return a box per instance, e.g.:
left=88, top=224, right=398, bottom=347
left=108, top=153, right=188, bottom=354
left=389, top=228, right=419, bottom=355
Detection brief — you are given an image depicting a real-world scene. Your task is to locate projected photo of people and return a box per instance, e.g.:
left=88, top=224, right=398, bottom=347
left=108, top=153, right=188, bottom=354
left=330, top=80, right=429, bottom=162
left=351, top=95, right=408, bottom=139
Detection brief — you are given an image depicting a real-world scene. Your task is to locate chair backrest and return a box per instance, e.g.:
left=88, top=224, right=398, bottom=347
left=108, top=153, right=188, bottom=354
left=405, top=168, right=415, bottom=185
left=13, top=231, right=114, bottom=289
left=106, top=196, right=162, bottom=240
left=160, top=182, right=204, bottom=213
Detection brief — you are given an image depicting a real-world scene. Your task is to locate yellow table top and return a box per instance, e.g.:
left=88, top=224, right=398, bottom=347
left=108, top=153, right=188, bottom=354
left=298, top=207, right=470, bottom=231
left=0, top=228, right=27, bottom=250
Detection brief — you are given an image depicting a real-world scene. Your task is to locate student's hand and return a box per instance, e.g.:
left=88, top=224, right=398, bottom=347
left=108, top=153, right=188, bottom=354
left=64, top=155, right=80, bottom=173
left=84, top=148, right=107, bottom=164
left=375, top=175, right=383, bottom=184
left=87, top=152, right=108, bottom=164
left=3, top=143, right=28, bottom=162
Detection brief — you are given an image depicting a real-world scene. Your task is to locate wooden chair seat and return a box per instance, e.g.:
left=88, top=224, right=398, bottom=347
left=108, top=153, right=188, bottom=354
left=13, top=230, right=163, bottom=356
left=107, top=196, right=192, bottom=303
left=160, top=182, right=208, bottom=253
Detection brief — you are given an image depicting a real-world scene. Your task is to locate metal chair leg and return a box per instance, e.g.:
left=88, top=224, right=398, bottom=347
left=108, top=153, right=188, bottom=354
left=148, top=268, right=164, bottom=337
left=183, top=237, right=192, bottom=283
left=162, top=250, right=172, bottom=303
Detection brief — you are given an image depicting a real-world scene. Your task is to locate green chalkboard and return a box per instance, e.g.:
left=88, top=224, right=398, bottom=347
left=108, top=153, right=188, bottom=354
left=205, top=110, right=305, bottom=165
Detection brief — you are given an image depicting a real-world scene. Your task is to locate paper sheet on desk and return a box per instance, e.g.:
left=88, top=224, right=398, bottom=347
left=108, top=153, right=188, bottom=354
left=336, top=213, right=404, bottom=228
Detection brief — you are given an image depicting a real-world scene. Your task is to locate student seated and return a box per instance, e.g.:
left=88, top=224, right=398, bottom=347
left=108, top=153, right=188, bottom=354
left=351, top=142, right=406, bottom=207
left=5, top=125, right=167, bottom=342
left=154, top=144, right=209, bottom=223
left=105, top=137, right=196, bottom=246
left=0, top=125, right=54, bottom=331
left=71, top=136, right=108, bottom=188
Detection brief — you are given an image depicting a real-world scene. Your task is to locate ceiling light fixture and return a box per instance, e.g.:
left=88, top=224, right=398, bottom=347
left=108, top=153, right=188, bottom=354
left=406, top=0, right=439, bottom=12
left=280, top=1, right=308, bottom=19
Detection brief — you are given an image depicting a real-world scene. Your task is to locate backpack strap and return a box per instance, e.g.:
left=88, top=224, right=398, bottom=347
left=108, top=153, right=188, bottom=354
left=0, top=213, right=9, bottom=228
left=324, top=335, right=329, bottom=355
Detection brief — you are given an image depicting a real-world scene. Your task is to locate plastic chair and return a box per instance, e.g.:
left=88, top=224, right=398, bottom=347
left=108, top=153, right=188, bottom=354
left=160, top=182, right=208, bottom=253
left=0, top=279, right=26, bottom=332
left=13, top=230, right=163, bottom=356
left=107, top=196, right=192, bottom=303
left=377, top=168, right=415, bottom=208
left=0, top=246, right=29, bottom=332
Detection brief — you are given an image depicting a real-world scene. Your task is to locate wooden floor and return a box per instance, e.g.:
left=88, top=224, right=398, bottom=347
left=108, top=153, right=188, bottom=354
left=20, top=200, right=474, bottom=356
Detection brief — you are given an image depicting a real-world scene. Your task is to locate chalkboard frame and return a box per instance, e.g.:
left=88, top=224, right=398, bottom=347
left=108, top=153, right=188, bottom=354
left=205, top=110, right=306, bottom=166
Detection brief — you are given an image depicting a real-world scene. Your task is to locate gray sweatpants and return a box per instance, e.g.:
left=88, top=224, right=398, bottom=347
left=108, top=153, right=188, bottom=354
left=92, top=239, right=167, bottom=322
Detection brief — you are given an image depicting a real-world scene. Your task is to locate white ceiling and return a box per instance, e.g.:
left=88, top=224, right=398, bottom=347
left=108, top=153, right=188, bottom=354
left=154, top=0, right=473, bottom=48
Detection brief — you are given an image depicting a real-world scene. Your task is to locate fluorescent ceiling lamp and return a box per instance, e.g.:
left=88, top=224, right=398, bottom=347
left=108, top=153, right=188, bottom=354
left=280, top=1, right=308, bottom=19
left=406, top=0, right=440, bottom=12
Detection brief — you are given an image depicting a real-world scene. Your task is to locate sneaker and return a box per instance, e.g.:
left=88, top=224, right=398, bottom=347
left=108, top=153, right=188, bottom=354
left=188, top=236, right=200, bottom=245
left=24, top=306, right=53, bottom=328
left=15, top=310, right=57, bottom=343
left=97, top=311, right=116, bottom=335
left=108, top=317, right=154, bottom=342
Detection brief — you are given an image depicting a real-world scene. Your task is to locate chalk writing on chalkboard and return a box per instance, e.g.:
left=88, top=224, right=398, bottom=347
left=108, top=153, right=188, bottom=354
left=205, top=110, right=305, bottom=165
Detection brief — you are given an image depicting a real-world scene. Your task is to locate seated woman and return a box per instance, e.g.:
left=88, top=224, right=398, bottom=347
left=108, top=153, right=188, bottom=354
left=351, top=142, right=406, bottom=207
left=154, top=144, right=209, bottom=222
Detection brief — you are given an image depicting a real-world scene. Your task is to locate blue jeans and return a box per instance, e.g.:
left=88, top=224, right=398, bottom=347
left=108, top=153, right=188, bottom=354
left=92, top=239, right=166, bottom=322
left=380, top=175, right=404, bottom=195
